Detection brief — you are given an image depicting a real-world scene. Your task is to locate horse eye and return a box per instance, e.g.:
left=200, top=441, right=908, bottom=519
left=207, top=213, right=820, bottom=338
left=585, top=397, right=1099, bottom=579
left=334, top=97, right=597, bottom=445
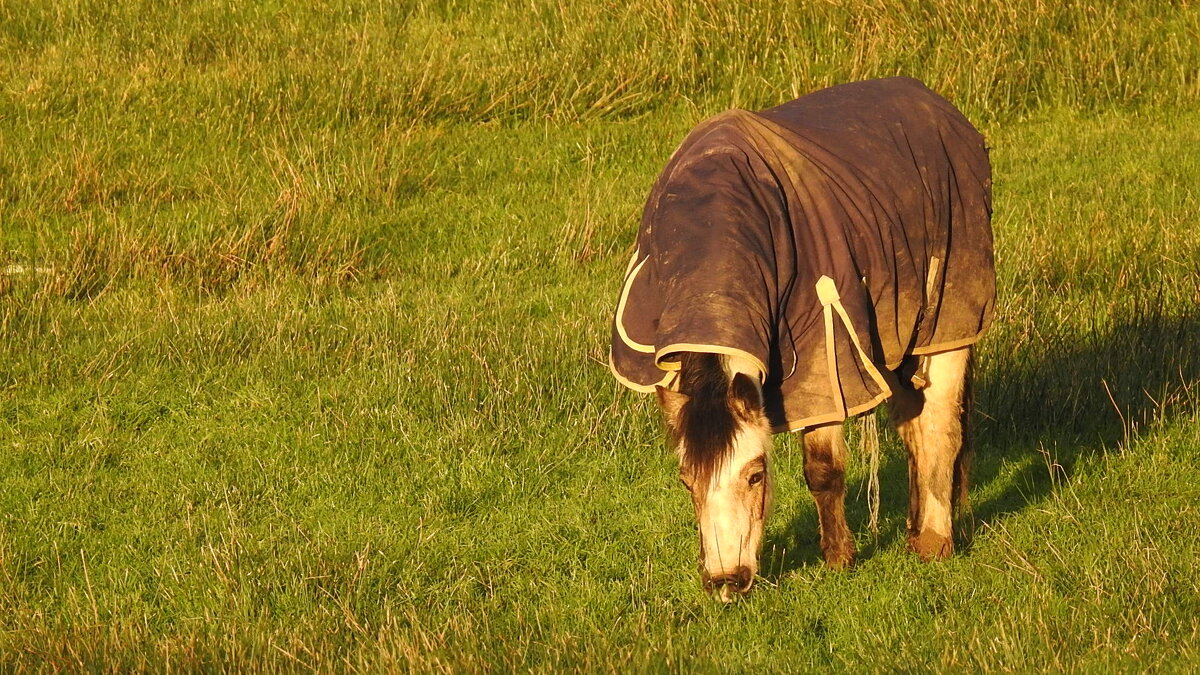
left=748, top=471, right=765, bottom=486
left=679, top=477, right=693, bottom=493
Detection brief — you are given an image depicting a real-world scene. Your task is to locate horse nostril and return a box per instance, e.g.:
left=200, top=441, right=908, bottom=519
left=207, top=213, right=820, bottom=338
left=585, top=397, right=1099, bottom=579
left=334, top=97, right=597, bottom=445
left=731, top=566, right=753, bottom=591
left=702, top=566, right=754, bottom=594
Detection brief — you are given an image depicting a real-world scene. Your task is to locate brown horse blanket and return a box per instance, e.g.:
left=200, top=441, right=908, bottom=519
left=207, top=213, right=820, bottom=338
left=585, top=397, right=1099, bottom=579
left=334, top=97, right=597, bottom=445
left=609, top=77, right=995, bottom=432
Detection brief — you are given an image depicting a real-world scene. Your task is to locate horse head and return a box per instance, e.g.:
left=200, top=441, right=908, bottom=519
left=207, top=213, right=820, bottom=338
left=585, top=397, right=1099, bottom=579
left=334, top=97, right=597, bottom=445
left=657, top=352, right=773, bottom=602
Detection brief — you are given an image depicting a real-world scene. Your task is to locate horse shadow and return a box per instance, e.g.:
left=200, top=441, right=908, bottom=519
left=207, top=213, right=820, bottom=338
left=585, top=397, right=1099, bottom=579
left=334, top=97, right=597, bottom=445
left=762, top=301, right=1200, bottom=579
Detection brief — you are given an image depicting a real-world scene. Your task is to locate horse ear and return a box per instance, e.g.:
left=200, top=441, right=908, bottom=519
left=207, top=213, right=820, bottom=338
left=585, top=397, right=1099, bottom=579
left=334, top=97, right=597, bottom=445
left=655, top=386, right=689, bottom=425
left=729, top=372, right=764, bottom=418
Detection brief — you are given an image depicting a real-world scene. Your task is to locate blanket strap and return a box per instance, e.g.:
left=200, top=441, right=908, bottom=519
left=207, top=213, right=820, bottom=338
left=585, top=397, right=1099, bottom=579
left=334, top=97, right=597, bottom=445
left=817, top=276, right=846, bottom=417
left=815, top=276, right=892, bottom=416
left=910, top=255, right=942, bottom=390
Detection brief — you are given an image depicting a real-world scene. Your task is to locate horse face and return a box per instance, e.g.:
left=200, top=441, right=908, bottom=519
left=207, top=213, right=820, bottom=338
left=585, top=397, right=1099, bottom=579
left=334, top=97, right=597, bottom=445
left=658, top=367, right=772, bottom=602
left=682, top=425, right=772, bottom=602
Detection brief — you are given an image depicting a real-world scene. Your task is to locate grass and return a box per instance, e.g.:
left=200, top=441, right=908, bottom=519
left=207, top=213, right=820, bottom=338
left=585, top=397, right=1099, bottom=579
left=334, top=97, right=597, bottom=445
left=2, top=0, right=1200, bottom=670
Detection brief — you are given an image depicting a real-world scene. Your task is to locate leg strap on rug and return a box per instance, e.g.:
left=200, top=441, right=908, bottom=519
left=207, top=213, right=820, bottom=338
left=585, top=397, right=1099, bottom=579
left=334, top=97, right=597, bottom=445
left=815, top=276, right=892, bottom=416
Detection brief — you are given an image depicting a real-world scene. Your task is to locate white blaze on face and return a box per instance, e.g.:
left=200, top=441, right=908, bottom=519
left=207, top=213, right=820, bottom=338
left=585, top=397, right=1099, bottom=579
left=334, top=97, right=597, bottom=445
left=685, top=422, right=772, bottom=594
left=659, top=352, right=771, bottom=601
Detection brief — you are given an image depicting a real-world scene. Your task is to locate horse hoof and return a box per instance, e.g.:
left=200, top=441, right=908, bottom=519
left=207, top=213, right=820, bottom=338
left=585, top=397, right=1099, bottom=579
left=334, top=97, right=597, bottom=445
left=909, top=531, right=953, bottom=561
left=823, top=545, right=856, bottom=570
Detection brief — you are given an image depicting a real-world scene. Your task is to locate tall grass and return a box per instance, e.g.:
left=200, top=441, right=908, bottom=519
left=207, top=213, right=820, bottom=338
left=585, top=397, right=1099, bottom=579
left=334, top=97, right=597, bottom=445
left=2, top=0, right=1199, bottom=128
left=4, top=0, right=1199, bottom=295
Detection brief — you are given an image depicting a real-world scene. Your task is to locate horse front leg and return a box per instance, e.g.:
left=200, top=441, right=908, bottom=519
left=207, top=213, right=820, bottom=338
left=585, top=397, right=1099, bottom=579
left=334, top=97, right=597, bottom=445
left=802, top=423, right=855, bottom=569
left=889, top=347, right=972, bottom=561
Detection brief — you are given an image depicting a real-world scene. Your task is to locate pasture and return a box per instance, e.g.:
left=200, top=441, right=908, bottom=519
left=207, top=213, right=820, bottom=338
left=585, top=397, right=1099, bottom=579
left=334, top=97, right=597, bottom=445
left=2, top=0, right=1199, bottom=670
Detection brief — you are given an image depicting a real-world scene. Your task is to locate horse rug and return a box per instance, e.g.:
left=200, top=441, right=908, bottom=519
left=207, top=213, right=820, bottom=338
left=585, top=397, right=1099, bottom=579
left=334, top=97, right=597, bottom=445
left=609, top=77, right=995, bottom=432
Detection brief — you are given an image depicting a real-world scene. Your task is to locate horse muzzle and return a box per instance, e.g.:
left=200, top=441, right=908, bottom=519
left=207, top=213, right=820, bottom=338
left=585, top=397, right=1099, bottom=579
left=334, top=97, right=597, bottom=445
left=702, top=565, right=754, bottom=602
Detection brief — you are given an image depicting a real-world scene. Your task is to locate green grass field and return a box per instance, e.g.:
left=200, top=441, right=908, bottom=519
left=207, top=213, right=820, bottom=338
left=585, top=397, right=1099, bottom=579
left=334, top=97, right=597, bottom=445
left=3, top=0, right=1200, bottom=670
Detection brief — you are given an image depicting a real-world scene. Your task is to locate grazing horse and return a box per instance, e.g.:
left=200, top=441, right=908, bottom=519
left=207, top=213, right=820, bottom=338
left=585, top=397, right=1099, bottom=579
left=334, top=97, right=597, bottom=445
left=609, top=78, right=994, bottom=601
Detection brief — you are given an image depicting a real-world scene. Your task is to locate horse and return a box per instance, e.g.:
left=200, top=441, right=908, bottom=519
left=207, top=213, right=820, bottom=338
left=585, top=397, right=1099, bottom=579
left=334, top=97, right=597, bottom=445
left=609, top=78, right=994, bottom=601
left=657, top=349, right=973, bottom=601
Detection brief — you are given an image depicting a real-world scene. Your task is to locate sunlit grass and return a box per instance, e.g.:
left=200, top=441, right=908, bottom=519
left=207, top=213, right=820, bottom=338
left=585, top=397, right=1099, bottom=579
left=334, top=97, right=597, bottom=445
left=2, top=1, right=1200, bottom=670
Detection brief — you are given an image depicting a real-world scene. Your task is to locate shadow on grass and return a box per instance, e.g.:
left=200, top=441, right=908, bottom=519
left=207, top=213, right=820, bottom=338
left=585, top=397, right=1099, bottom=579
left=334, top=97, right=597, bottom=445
left=762, top=300, right=1200, bottom=578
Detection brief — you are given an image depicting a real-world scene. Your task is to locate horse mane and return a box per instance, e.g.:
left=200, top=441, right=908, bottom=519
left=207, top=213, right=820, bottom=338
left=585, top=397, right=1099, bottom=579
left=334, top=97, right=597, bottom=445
left=677, top=352, right=761, bottom=487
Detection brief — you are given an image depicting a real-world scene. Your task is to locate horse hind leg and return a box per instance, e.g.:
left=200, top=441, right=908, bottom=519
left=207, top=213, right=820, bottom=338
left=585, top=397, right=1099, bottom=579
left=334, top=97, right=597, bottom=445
left=802, top=423, right=855, bottom=569
left=888, top=347, right=972, bottom=561
left=953, top=354, right=974, bottom=522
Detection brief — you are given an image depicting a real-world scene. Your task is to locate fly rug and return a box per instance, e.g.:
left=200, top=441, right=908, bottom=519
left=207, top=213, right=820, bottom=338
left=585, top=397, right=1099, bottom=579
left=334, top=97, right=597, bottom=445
left=609, top=77, right=995, bottom=602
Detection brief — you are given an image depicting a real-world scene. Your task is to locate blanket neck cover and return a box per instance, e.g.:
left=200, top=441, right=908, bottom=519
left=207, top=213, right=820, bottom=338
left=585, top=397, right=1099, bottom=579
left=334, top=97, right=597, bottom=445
left=609, top=77, right=995, bottom=432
